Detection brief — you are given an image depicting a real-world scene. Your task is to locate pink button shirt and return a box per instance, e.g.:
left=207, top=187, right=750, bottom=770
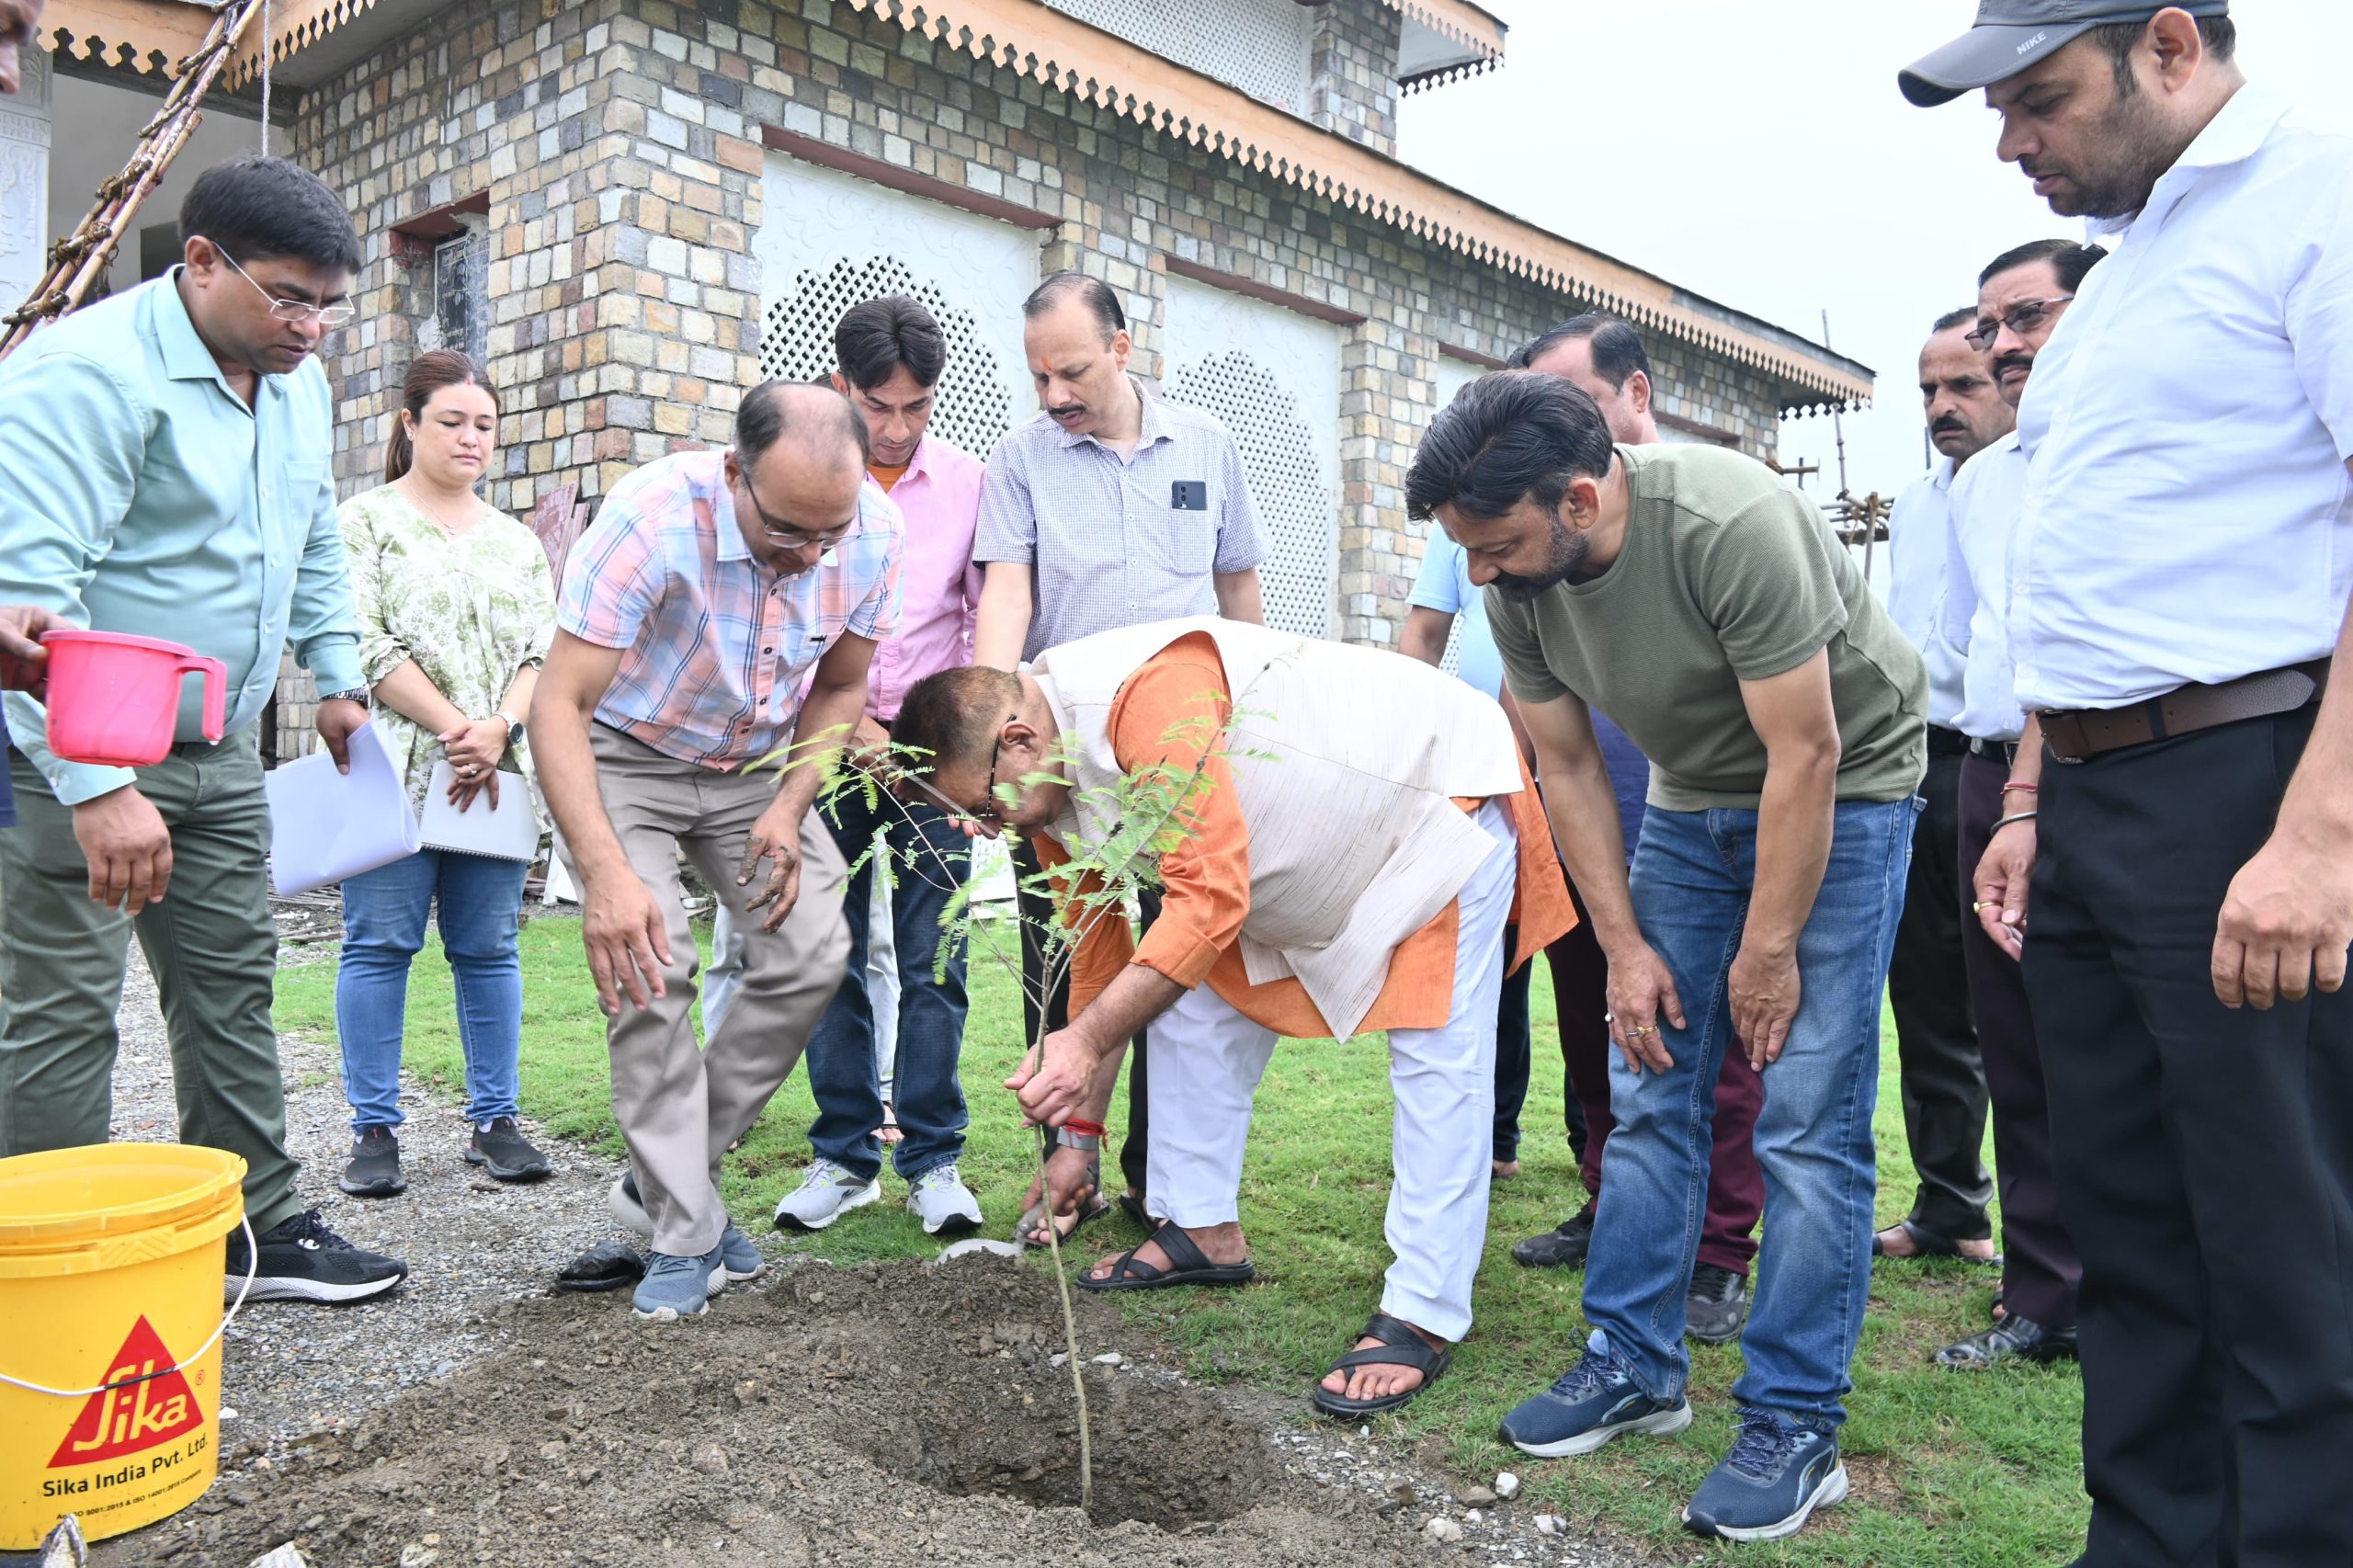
left=865, top=433, right=985, bottom=721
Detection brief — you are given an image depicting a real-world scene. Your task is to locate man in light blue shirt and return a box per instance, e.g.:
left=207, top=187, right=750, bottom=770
left=0, top=156, right=405, bottom=1304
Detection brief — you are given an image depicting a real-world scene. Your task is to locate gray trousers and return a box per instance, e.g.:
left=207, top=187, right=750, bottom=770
left=575, top=725, right=848, bottom=1256
left=0, top=732, right=305, bottom=1233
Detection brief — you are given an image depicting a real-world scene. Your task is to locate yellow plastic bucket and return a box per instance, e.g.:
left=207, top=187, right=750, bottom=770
left=0, top=1143, right=246, bottom=1549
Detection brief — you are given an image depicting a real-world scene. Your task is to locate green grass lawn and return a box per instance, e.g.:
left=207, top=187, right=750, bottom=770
left=275, top=915, right=2086, bottom=1566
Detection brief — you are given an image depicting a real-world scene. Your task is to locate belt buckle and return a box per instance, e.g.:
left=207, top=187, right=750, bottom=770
left=2038, top=711, right=2087, bottom=765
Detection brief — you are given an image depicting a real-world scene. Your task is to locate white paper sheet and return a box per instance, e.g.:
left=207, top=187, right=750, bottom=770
left=264, top=721, right=421, bottom=895
left=418, top=763, right=540, bottom=862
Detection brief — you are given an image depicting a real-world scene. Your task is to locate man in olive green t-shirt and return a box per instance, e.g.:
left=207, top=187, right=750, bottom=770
left=1404, top=371, right=1924, bottom=1543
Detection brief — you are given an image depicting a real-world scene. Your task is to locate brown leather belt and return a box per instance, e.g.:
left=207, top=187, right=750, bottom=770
left=2039, top=659, right=2331, bottom=764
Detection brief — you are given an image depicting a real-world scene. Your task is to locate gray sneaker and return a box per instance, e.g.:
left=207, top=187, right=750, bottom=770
left=905, top=1163, right=983, bottom=1237
left=631, top=1244, right=726, bottom=1322
left=718, top=1222, right=765, bottom=1283
left=771, top=1158, right=881, bottom=1232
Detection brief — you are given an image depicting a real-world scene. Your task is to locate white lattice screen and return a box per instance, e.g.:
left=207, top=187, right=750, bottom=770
left=1429, top=354, right=1487, bottom=677
left=1163, top=277, right=1342, bottom=641
left=759, top=254, right=1014, bottom=462
left=1047, top=0, right=1314, bottom=111
left=755, top=153, right=1040, bottom=467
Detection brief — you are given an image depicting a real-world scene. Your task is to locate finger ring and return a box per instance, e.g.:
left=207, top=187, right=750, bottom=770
left=1972, top=900, right=1987, bottom=913
left=1632, top=1025, right=1654, bottom=1036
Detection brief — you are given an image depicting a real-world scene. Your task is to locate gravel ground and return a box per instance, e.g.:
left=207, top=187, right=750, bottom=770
left=77, top=921, right=1645, bottom=1568
left=106, top=926, right=639, bottom=1445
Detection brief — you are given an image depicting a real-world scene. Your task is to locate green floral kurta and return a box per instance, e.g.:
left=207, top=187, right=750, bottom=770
left=338, top=485, right=556, bottom=827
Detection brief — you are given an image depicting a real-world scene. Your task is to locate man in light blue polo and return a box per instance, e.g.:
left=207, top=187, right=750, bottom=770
left=0, top=156, right=407, bottom=1305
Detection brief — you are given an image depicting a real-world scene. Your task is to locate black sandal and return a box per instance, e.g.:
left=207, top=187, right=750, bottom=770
left=554, top=1240, right=646, bottom=1293
left=1309, top=1312, right=1452, bottom=1419
left=1117, top=1188, right=1154, bottom=1233
left=1074, top=1221, right=1256, bottom=1292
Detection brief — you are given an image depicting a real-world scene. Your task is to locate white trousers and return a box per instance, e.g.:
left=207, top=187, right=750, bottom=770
left=1144, top=797, right=1518, bottom=1343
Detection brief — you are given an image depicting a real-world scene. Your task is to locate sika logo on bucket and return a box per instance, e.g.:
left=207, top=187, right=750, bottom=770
left=48, top=1316, right=203, bottom=1468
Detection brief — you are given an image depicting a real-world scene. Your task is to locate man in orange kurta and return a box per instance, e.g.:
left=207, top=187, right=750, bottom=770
left=894, top=631, right=1574, bottom=1417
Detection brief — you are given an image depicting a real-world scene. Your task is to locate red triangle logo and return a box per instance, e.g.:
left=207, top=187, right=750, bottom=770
left=48, top=1315, right=205, bottom=1468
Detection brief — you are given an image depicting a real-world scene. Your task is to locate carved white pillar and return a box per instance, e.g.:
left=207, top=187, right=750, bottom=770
left=0, top=42, right=51, bottom=312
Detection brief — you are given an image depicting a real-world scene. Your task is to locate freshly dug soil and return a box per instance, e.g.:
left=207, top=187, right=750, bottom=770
left=110, top=1256, right=1449, bottom=1567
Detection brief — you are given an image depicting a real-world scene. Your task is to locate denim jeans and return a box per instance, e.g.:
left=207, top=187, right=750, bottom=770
left=335, top=846, right=529, bottom=1131
left=804, top=786, right=972, bottom=1182
left=1581, top=796, right=1915, bottom=1431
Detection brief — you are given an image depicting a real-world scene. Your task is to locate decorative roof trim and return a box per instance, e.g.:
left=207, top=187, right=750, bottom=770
left=40, top=0, right=213, bottom=78
left=847, top=0, right=1872, bottom=411
left=220, top=0, right=386, bottom=88
left=1376, top=0, right=1506, bottom=95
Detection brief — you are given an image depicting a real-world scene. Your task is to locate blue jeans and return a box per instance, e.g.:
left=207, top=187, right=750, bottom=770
left=1582, top=797, right=1915, bottom=1431
left=805, top=788, right=972, bottom=1181
left=335, top=847, right=529, bottom=1131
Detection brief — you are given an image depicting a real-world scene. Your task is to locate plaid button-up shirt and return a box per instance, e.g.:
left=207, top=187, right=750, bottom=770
left=558, top=449, right=902, bottom=769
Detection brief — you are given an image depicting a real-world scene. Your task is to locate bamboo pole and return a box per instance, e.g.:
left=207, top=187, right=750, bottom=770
left=0, top=0, right=269, bottom=360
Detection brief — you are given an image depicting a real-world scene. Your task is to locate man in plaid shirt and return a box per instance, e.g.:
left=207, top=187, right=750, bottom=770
left=534, top=381, right=902, bottom=1321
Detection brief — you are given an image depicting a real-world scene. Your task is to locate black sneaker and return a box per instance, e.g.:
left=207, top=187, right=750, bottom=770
left=225, top=1209, right=409, bottom=1304
left=1512, top=1203, right=1597, bottom=1268
left=337, top=1126, right=405, bottom=1198
left=1933, top=1315, right=2078, bottom=1369
left=465, top=1117, right=552, bottom=1183
left=1687, top=1262, right=1750, bottom=1346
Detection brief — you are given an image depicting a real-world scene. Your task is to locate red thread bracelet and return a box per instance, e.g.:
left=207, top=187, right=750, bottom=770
left=1999, top=782, right=2039, bottom=794
left=1064, top=1118, right=1108, bottom=1138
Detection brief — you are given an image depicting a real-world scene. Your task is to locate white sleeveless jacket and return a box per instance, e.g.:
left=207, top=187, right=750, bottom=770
left=1029, top=617, right=1523, bottom=1038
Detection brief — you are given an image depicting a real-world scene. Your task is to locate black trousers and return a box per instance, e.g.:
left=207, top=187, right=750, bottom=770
left=1013, top=836, right=1160, bottom=1199
left=2029, top=707, right=2353, bottom=1567
left=1885, top=744, right=1994, bottom=1240
left=1957, top=751, right=2080, bottom=1328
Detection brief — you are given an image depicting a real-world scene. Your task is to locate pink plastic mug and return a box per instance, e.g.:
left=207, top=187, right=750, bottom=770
left=38, top=630, right=228, bottom=768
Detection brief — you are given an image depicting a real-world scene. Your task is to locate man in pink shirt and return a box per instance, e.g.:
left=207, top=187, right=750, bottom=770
left=767, top=297, right=992, bottom=1238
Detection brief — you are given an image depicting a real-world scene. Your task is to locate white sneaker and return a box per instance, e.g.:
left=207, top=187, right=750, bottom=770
left=906, top=1163, right=983, bottom=1237
left=771, top=1158, right=881, bottom=1232
left=608, top=1171, right=653, bottom=1238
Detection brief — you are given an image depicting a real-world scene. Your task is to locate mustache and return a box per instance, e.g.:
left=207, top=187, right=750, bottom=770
left=1931, top=417, right=1968, bottom=437
left=1489, top=573, right=1553, bottom=602
left=1994, top=352, right=2035, bottom=381
left=1046, top=403, right=1086, bottom=419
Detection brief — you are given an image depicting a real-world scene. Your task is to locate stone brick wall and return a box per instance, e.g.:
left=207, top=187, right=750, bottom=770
left=292, top=0, right=1798, bottom=662
left=1310, top=1, right=1401, bottom=153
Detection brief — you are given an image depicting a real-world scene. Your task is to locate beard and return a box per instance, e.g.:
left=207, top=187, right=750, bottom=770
left=1490, top=516, right=1591, bottom=601
left=2036, top=85, right=2184, bottom=220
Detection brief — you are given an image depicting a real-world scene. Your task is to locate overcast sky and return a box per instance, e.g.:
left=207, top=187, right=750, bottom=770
left=1397, top=0, right=2353, bottom=499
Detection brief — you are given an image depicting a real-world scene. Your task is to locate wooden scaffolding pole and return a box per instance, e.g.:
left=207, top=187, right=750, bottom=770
left=0, top=0, right=269, bottom=361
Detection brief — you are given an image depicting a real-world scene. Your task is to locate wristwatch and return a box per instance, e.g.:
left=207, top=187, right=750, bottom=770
left=494, top=709, right=526, bottom=744
left=320, top=687, right=370, bottom=707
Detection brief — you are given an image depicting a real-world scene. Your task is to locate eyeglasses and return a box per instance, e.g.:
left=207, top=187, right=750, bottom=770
left=203, top=242, right=358, bottom=327
left=1965, top=296, right=2074, bottom=352
left=896, top=720, right=1017, bottom=828
left=733, top=464, right=858, bottom=550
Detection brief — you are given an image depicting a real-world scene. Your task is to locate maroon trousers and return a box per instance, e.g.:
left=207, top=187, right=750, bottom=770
left=1549, top=890, right=1765, bottom=1275
left=1957, top=750, right=2081, bottom=1328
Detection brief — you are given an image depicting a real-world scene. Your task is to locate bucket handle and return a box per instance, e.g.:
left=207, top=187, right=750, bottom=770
left=0, top=1215, right=256, bottom=1399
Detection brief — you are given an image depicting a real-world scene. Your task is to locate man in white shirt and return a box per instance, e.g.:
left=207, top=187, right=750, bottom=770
left=1873, top=311, right=2012, bottom=1273
left=1906, top=6, right=2353, bottom=1561
left=1929, top=239, right=2105, bottom=1374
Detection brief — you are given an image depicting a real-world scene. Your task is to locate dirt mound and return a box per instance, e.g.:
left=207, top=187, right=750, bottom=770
left=118, top=1256, right=1441, bottom=1567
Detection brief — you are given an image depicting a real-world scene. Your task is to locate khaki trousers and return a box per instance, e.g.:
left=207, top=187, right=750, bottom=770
left=579, top=725, right=848, bottom=1256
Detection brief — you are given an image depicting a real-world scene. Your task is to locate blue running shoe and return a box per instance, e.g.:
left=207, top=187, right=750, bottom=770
left=1498, top=1343, right=1694, bottom=1458
left=631, top=1243, right=726, bottom=1322
left=718, top=1223, right=765, bottom=1285
left=1683, top=1408, right=1848, bottom=1541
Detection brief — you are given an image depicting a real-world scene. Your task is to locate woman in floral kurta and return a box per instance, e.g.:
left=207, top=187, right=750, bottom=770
left=332, top=351, right=556, bottom=1199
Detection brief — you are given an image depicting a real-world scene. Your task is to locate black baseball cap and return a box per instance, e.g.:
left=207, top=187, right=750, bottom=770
left=1899, top=1, right=2230, bottom=107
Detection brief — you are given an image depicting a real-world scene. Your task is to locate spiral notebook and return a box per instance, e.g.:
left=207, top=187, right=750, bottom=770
left=419, top=764, right=541, bottom=862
